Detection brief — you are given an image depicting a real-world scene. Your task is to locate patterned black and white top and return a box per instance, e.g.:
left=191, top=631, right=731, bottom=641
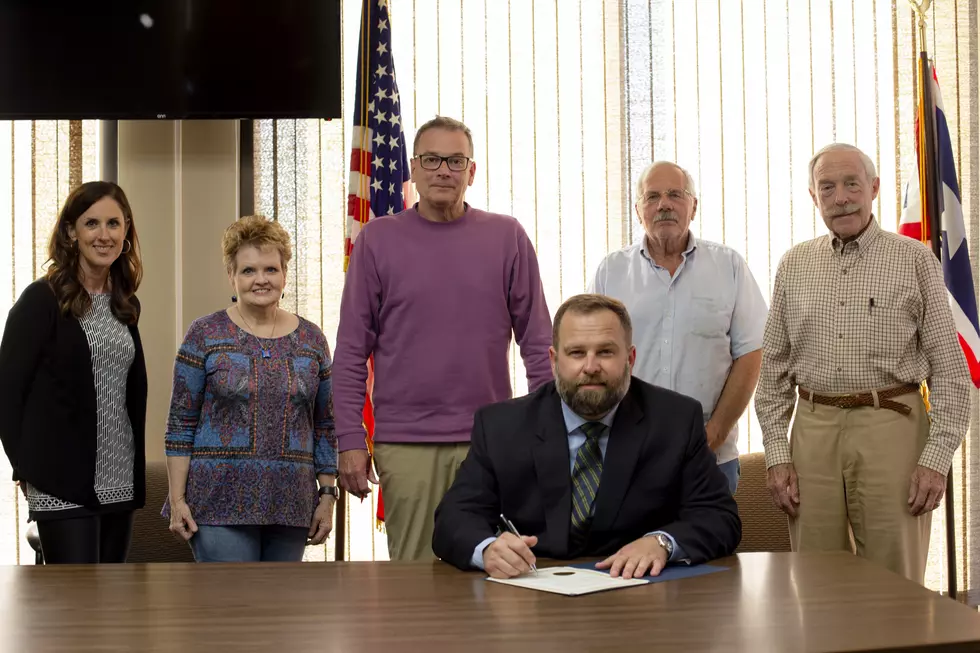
left=26, top=293, right=137, bottom=518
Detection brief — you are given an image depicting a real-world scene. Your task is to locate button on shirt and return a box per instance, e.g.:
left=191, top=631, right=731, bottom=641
left=755, top=218, right=970, bottom=473
left=591, top=235, right=768, bottom=465
left=470, top=400, right=685, bottom=569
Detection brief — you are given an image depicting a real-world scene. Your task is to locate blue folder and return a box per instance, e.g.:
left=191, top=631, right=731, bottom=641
left=568, top=561, right=729, bottom=584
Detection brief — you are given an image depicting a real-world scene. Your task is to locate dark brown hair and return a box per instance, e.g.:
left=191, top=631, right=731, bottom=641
left=45, top=181, right=142, bottom=324
left=552, top=294, right=633, bottom=347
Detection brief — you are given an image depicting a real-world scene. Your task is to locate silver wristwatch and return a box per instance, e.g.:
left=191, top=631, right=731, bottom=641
left=655, top=533, right=674, bottom=558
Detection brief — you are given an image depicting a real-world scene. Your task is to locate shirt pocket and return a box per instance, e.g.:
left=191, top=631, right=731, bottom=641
left=689, top=295, right=733, bottom=338
left=864, top=294, right=918, bottom=366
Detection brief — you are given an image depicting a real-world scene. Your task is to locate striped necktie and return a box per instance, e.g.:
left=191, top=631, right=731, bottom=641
left=570, top=421, right=606, bottom=545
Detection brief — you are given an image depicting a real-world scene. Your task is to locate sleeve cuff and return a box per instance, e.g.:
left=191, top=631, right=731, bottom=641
left=337, top=432, right=369, bottom=452
left=646, top=531, right=688, bottom=564
left=916, top=441, right=956, bottom=475
left=164, top=441, right=194, bottom=456
left=731, top=343, right=763, bottom=360
left=471, top=537, right=496, bottom=570
left=764, top=440, right=793, bottom=469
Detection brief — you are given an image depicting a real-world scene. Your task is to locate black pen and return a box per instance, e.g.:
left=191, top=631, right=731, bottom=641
left=499, top=513, right=537, bottom=573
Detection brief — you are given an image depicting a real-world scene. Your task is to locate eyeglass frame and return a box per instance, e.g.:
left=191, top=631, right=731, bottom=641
left=413, top=153, right=472, bottom=172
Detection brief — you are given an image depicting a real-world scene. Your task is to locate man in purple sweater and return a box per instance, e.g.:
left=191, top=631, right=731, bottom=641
left=334, top=116, right=554, bottom=561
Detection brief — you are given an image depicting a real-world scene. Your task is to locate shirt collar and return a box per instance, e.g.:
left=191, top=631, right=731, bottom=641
left=640, top=231, right=697, bottom=261
left=829, top=215, right=881, bottom=252
left=411, top=201, right=471, bottom=215
left=559, top=398, right=619, bottom=434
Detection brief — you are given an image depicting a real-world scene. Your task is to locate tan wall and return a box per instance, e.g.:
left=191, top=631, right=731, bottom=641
left=117, top=120, right=240, bottom=462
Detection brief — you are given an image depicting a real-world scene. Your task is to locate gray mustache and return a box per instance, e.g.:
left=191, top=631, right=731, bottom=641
left=654, top=210, right=678, bottom=222
left=828, top=203, right=863, bottom=217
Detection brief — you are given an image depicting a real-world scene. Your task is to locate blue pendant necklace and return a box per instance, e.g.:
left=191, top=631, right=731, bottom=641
left=237, top=305, right=278, bottom=358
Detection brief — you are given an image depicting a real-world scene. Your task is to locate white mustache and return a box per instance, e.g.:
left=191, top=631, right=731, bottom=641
left=654, top=211, right=678, bottom=222
left=828, top=204, right=863, bottom=217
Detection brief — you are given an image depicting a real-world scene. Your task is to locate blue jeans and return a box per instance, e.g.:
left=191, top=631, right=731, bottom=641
left=190, top=525, right=308, bottom=563
left=718, top=459, right=741, bottom=494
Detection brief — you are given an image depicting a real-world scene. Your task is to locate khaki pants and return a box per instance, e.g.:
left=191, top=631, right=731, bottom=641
left=373, top=442, right=470, bottom=562
left=789, top=390, right=932, bottom=583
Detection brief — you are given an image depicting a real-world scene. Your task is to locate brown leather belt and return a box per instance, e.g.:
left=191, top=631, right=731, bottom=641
left=797, top=383, right=920, bottom=416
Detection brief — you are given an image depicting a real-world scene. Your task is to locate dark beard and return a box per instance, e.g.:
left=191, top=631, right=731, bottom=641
left=555, top=363, right=630, bottom=419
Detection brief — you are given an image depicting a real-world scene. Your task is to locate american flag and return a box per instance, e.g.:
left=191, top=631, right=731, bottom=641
left=345, top=0, right=412, bottom=267
left=345, top=0, right=412, bottom=526
left=899, top=65, right=980, bottom=387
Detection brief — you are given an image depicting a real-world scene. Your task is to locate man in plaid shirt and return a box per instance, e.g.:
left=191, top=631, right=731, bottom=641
left=755, top=143, right=970, bottom=583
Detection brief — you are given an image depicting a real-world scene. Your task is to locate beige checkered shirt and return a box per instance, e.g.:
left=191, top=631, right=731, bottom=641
left=755, top=218, right=970, bottom=474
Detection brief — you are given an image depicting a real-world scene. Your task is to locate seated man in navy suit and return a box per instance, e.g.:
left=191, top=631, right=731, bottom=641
left=433, top=293, right=741, bottom=579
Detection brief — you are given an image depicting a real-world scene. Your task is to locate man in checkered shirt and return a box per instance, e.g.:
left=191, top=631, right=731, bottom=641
left=755, top=143, right=970, bottom=583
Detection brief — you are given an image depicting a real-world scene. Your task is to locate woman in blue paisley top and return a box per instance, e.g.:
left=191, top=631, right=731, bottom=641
left=163, top=216, right=337, bottom=562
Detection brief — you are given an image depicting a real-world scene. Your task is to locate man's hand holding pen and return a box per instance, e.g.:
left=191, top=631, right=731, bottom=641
left=483, top=532, right=539, bottom=579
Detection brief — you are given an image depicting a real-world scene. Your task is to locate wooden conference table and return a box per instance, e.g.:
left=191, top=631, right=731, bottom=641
left=2, top=552, right=980, bottom=652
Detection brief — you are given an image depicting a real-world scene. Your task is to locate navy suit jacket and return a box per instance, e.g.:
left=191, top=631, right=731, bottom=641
left=432, top=377, right=741, bottom=570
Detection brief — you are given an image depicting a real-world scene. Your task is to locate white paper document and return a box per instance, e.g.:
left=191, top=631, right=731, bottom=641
left=486, top=566, right=650, bottom=596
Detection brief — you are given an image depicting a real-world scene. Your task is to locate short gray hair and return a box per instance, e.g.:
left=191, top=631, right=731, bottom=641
left=634, top=161, right=698, bottom=202
left=412, top=115, right=474, bottom=157
left=808, top=143, right=877, bottom=191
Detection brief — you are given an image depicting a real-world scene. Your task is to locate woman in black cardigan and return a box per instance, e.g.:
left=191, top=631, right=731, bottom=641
left=0, top=181, right=147, bottom=564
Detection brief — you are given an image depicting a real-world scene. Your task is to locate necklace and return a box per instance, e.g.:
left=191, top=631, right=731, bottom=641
left=237, top=305, right=279, bottom=359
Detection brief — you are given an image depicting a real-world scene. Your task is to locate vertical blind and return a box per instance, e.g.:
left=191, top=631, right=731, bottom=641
left=0, top=1, right=974, bottom=599
left=252, top=0, right=626, bottom=562
left=624, top=0, right=980, bottom=453
left=255, top=0, right=980, bottom=597
left=623, top=0, right=977, bottom=598
left=0, top=120, right=101, bottom=564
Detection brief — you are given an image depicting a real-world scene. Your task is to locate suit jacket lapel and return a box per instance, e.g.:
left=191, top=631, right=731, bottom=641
left=533, top=394, right=572, bottom=556
left=590, top=387, right=646, bottom=534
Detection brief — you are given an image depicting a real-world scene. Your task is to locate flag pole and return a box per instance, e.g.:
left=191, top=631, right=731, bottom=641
left=910, top=0, right=957, bottom=600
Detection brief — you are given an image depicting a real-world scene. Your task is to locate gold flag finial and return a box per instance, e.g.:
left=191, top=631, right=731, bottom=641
left=907, top=0, right=932, bottom=49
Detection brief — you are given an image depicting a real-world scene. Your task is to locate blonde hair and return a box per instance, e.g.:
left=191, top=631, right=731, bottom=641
left=222, top=215, right=293, bottom=273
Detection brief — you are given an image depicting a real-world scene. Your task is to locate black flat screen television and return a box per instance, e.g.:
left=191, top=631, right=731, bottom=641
left=0, top=0, right=341, bottom=120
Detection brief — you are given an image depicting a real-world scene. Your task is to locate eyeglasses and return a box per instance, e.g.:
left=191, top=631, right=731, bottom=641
left=415, top=154, right=471, bottom=171
left=639, top=189, right=693, bottom=204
